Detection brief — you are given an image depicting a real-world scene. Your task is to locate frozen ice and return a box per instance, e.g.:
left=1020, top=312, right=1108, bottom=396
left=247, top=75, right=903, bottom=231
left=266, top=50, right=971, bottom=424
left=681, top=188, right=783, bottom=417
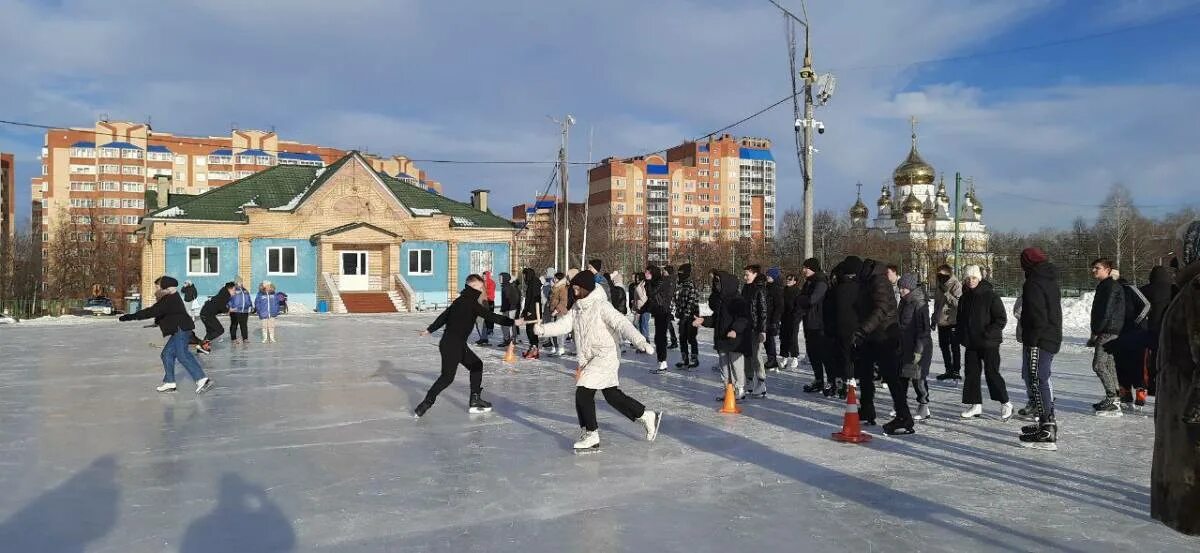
left=0, top=311, right=1197, bottom=552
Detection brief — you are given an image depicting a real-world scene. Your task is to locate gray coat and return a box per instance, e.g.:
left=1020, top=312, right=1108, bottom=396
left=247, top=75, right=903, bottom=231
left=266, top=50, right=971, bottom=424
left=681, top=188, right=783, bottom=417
left=933, top=275, right=963, bottom=327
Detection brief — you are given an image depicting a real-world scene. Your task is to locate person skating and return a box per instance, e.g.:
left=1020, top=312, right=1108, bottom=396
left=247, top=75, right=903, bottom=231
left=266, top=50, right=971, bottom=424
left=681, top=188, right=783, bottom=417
left=632, top=273, right=650, bottom=341
left=587, top=259, right=612, bottom=299
left=956, top=265, right=1013, bottom=420
left=883, top=273, right=930, bottom=434
left=763, top=267, right=785, bottom=371
left=695, top=270, right=752, bottom=400
left=227, top=283, right=253, bottom=345
left=1015, top=247, right=1063, bottom=451
left=1141, top=265, right=1173, bottom=396
left=1088, top=258, right=1126, bottom=417
left=498, top=272, right=522, bottom=347
left=119, top=276, right=214, bottom=394
left=254, top=281, right=283, bottom=343
left=1150, top=220, right=1200, bottom=535
left=850, top=259, right=898, bottom=426
left=933, top=265, right=964, bottom=381
left=547, top=272, right=570, bottom=356
left=640, top=265, right=673, bottom=373
left=196, top=281, right=235, bottom=353
left=797, top=259, right=829, bottom=391
left=1112, top=270, right=1151, bottom=408
left=674, top=263, right=700, bottom=369
left=662, top=265, right=679, bottom=350
left=475, top=271, right=497, bottom=346
left=741, top=265, right=770, bottom=398
left=535, top=271, right=660, bottom=451
left=521, top=267, right=543, bottom=359
left=415, top=274, right=523, bottom=417
left=780, top=272, right=803, bottom=371
left=824, top=257, right=863, bottom=399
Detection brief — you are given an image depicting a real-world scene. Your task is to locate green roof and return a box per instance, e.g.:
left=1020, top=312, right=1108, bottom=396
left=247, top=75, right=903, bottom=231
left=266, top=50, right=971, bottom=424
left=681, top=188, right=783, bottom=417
left=141, top=152, right=515, bottom=229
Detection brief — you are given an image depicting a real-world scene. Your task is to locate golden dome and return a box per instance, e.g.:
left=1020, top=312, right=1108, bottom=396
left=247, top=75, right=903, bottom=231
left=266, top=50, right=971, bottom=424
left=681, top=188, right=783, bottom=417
left=850, top=198, right=869, bottom=220
left=922, top=196, right=937, bottom=216
left=876, top=183, right=891, bottom=207
left=893, top=118, right=935, bottom=186
left=972, top=193, right=984, bottom=216
left=902, top=192, right=923, bottom=214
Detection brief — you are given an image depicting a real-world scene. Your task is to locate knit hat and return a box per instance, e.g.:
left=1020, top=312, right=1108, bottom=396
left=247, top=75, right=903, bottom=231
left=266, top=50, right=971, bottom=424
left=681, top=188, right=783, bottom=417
left=841, top=256, right=863, bottom=276
left=1020, top=247, right=1048, bottom=270
left=802, top=258, right=821, bottom=272
left=1182, top=220, right=1200, bottom=266
left=766, top=267, right=782, bottom=281
left=570, top=270, right=596, bottom=292
left=897, top=273, right=918, bottom=291
left=964, top=265, right=983, bottom=281
left=159, top=276, right=179, bottom=289
left=588, top=259, right=603, bottom=272
left=678, top=263, right=693, bottom=280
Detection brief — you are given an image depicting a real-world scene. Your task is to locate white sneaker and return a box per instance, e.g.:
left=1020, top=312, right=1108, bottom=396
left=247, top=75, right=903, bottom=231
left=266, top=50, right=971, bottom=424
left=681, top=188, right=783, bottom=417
left=889, top=409, right=897, bottom=417
left=195, top=377, right=214, bottom=394
left=639, top=410, right=663, bottom=441
left=156, top=382, right=177, bottom=393
left=658, top=361, right=668, bottom=372
left=914, top=404, right=931, bottom=420
left=262, top=335, right=269, bottom=343
left=961, top=404, right=983, bottom=418
left=573, top=430, right=600, bottom=450
left=1000, top=402, right=1014, bottom=421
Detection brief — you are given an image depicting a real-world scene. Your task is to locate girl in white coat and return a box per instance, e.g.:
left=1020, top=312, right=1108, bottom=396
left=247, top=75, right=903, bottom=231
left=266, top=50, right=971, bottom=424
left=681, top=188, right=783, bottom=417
left=536, top=270, right=662, bottom=451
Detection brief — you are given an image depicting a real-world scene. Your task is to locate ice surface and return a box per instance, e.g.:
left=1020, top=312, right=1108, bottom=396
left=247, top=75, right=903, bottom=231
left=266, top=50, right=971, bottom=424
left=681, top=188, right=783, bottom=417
left=0, top=313, right=1196, bottom=552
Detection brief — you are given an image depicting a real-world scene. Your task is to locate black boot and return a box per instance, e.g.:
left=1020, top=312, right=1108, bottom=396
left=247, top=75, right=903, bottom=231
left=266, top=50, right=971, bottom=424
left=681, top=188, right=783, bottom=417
left=883, top=417, right=915, bottom=435
left=468, top=392, right=493, bottom=414
left=935, top=371, right=961, bottom=381
left=687, top=356, right=700, bottom=369
left=1020, top=421, right=1058, bottom=450
left=414, top=399, right=433, bottom=418
left=802, top=380, right=825, bottom=394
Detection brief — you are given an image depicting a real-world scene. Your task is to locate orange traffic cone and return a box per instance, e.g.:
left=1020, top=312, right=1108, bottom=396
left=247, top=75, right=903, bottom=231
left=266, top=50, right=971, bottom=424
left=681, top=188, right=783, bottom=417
left=503, top=343, right=518, bottom=364
left=718, top=382, right=742, bottom=414
left=832, top=381, right=872, bottom=443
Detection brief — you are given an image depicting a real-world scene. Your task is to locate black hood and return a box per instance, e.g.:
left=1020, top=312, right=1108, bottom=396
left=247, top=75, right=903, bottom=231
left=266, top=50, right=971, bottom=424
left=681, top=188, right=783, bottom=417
left=459, top=286, right=483, bottom=302
left=501, top=272, right=512, bottom=284
left=159, top=276, right=179, bottom=289
left=646, top=265, right=663, bottom=283
left=678, top=263, right=693, bottom=281
left=715, top=270, right=740, bottom=298
left=1026, top=260, right=1058, bottom=282
left=521, top=267, right=538, bottom=284
left=1149, top=265, right=1170, bottom=286
left=841, top=256, right=863, bottom=277
left=753, top=273, right=768, bottom=286
left=858, top=258, right=886, bottom=282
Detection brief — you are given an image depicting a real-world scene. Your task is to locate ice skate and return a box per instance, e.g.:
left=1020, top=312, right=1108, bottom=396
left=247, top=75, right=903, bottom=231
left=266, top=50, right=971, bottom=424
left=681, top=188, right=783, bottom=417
left=1017, top=403, right=1040, bottom=420
left=822, top=383, right=835, bottom=398
left=913, top=403, right=931, bottom=420
left=686, top=358, right=699, bottom=369
left=1094, top=396, right=1123, bottom=417
left=156, top=382, right=177, bottom=393
left=195, top=377, right=214, bottom=394
left=413, top=399, right=433, bottom=419
left=960, top=404, right=983, bottom=418
left=523, top=347, right=540, bottom=360
left=1020, top=422, right=1058, bottom=451
left=651, top=361, right=668, bottom=374
left=935, top=371, right=960, bottom=381
left=261, top=333, right=269, bottom=344
left=468, top=392, right=493, bottom=414
left=801, top=380, right=825, bottom=394
left=764, top=359, right=779, bottom=372
left=717, top=387, right=746, bottom=402
left=573, top=429, right=600, bottom=451
left=883, top=417, right=915, bottom=436
left=638, top=410, right=662, bottom=442
left=746, top=379, right=767, bottom=399
left=1000, top=402, right=1014, bottom=421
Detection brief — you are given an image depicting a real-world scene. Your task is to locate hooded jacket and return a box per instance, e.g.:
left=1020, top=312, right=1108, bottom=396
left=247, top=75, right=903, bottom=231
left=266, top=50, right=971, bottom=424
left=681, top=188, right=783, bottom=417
left=121, top=276, right=196, bottom=337
left=1142, top=265, right=1173, bottom=344
left=1020, top=260, right=1063, bottom=354
left=254, top=291, right=283, bottom=319
left=1118, top=277, right=1150, bottom=336
left=824, top=263, right=861, bottom=343
left=700, top=271, right=752, bottom=354
left=200, top=285, right=233, bottom=317
left=797, top=271, right=828, bottom=331
left=765, top=276, right=785, bottom=332
left=500, top=272, right=522, bottom=312
left=227, top=286, right=253, bottom=313
left=521, top=268, right=542, bottom=319
left=427, top=286, right=515, bottom=345
left=898, top=284, right=934, bottom=379
left=782, top=280, right=802, bottom=326
left=674, top=264, right=700, bottom=320
left=957, top=279, right=1007, bottom=350
left=535, top=287, right=651, bottom=390
left=608, top=271, right=629, bottom=314
left=742, top=273, right=769, bottom=335
left=855, top=259, right=899, bottom=344
left=1092, top=276, right=1126, bottom=337
left=933, top=274, right=963, bottom=327
left=641, top=265, right=672, bottom=318
left=549, top=276, right=570, bottom=316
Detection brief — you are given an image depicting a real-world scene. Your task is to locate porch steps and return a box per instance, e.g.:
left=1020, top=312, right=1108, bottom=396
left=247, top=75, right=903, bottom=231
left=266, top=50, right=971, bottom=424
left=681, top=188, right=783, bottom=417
left=340, top=292, right=398, bottom=314
left=386, top=291, right=408, bottom=313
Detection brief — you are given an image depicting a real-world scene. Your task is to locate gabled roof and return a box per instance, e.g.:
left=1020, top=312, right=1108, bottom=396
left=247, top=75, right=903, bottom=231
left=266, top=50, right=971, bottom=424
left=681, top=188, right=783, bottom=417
left=141, top=152, right=515, bottom=229
left=309, top=222, right=399, bottom=245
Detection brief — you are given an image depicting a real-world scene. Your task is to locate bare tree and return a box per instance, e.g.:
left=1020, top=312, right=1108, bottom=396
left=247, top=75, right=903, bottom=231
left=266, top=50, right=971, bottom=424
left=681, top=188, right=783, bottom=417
left=1097, top=183, right=1137, bottom=270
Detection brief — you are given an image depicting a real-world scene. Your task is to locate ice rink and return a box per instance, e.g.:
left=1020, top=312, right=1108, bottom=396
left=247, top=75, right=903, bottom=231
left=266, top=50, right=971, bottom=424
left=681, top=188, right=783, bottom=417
left=1, top=313, right=1197, bottom=552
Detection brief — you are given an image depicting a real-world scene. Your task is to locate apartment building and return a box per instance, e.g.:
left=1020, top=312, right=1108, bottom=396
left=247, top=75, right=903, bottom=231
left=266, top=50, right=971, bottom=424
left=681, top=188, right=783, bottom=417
left=510, top=195, right=585, bottom=270
left=587, top=134, right=775, bottom=264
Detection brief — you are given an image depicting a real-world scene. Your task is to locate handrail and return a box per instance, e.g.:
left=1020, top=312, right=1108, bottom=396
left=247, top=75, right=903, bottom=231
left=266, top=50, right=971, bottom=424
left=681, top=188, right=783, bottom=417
left=321, top=272, right=345, bottom=313
left=391, top=273, right=415, bottom=313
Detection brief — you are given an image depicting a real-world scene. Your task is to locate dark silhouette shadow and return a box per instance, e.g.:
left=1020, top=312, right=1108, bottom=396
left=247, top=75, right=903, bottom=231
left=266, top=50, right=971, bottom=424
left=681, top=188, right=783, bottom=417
left=0, top=455, right=119, bottom=552
left=180, top=473, right=296, bottom=553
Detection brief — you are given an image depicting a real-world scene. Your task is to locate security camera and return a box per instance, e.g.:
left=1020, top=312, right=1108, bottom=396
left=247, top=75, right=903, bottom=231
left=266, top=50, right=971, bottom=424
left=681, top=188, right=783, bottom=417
left=795, top=118, right=803, bottom=130
left=816, top=121, right=825, bottom=134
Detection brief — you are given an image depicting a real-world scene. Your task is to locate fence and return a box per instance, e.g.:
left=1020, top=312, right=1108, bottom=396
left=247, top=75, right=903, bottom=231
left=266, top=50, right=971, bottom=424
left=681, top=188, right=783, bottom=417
left=0, top=299, right=89, bottom=320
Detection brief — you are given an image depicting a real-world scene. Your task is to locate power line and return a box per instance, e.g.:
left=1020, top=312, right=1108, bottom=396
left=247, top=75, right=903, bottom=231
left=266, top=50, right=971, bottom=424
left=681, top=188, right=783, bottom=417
left=992, top=190, right=1189, bottom=210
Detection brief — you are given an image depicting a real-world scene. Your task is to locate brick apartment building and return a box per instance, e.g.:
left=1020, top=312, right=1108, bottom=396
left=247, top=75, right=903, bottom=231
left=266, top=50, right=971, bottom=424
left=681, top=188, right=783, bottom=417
left=587, top=134, right=776, bottom=264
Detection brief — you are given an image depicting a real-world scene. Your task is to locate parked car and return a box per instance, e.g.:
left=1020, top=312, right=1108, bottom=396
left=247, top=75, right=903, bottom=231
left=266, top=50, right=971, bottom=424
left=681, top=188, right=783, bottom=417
left=82, top=297, right=114, bottom=316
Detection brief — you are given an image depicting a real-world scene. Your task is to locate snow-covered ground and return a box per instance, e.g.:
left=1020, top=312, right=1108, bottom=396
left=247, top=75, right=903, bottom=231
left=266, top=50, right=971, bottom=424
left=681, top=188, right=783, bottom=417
left=0, top=311, right=1195, bottom=552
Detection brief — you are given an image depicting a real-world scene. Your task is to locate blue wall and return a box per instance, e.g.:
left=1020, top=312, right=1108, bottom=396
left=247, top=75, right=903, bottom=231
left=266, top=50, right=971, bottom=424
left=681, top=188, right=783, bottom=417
left=165, top=237, right=240, bottom=300
left=401, top=240, right=450, bottom=307
left=457, top=242, right=511, bottom=282
left=250, top=238, right=317, bottom=310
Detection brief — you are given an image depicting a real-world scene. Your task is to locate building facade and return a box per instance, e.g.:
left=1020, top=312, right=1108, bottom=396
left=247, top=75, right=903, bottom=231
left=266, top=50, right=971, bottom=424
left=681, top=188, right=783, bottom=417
left=137, top=152, right=516, bottom=313
left=587, top=134, right=775, bottom=265
left=848, top=120, right=989, bottom=278
left=510, top=195, right=585, bottom=270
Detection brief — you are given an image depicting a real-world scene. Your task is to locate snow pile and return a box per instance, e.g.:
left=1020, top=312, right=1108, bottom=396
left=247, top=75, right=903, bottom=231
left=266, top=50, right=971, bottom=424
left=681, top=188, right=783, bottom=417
left=0, top=315, right=16, bottom=325
left=12, top=315, right=117, bottom=327
left=1061, top=292, right=1094, bottom=337
left=154, top=206, right=186, bottom=218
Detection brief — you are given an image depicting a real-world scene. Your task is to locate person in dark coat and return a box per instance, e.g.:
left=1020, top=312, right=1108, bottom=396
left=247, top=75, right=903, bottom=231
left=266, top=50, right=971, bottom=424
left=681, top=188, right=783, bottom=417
left=499, top=272, right=522, bottom=346
left=1151, top=220, right=1200, bottom=535
left=1089, top=258, right=1126, bottom=416
left=956, top=265, right=1012, bottom=420
left=416, top=274, right=521, bottom=417
left=119, top=276, right=213, bottom=394
left=674, top=263, right=700, bottom=369
left=640, top=265, right=673, bottom=372
left=521, top=267, right=543, bottom=359
left=695, top=270, right=752, bottom=399
left=780, top=271, right=803, bottom=371
left=1113, top=271, right=1150, bottom=406
left=763, top=267, right=786, bottom=370
left=850, top=258, right=898, bottom=425
left=797, top=258, right=829, bottom=392
left=197, top=281, right=236, bottom=352
left=886, top=273, right=932, bottom=435
left=662, top=266, right=679, bottom=350
left=1141, top=265, right=1173, bottom=396
left=823, top=257, right=862, bottom=399
left=1016, top=247, right=1063, bottom=450
left=741, top=265, right=770, bottom=398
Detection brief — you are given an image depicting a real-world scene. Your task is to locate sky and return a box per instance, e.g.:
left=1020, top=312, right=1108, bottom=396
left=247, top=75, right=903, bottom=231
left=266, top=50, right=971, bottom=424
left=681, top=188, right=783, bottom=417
left=2, top=0, right=1199, bottom=232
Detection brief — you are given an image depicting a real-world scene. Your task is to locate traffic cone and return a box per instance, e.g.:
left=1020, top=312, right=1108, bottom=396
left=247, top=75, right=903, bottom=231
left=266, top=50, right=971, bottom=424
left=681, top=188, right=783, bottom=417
left=504, top=342, right=518, bottom=364
left=718, top=383, right=742, bottom=414
left=832, top=381, right=872, bottom=443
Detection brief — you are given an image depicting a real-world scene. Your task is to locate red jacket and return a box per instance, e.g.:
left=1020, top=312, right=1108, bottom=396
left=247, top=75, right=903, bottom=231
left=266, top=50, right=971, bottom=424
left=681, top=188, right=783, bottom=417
left=484, top=273, right=497, bottom=302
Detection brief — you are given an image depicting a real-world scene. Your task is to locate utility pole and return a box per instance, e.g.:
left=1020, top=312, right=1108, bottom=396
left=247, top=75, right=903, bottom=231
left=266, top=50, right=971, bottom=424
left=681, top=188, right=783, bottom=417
left=581, top=125, right=593, bottom=269
left=550, top=115, right=575, bottom=270
left=953, top=172, right=961, bottom=276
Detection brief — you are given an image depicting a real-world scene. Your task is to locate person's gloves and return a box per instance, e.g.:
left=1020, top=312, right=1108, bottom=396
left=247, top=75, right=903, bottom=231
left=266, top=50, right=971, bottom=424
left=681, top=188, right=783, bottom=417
left=850, top=329, right=866, bottom=349
left=118, top=314, right=133, bottom=322
left=642, top=345, right=655, bottom=357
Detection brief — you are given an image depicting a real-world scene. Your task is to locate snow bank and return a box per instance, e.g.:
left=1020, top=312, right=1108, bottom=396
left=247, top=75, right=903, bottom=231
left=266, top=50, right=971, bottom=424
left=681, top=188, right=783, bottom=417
left=8, top=315, right=118, bottom=327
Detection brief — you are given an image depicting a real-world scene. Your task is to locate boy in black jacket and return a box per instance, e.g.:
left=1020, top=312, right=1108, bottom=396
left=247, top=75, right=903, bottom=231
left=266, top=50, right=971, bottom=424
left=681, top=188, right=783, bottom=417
left=851, top=258, right=899, bottom=425
left=1088, top=258, right=1125, bottom=416
left=416, top=274, right=523, bottom=417
left=119, top=276, right=214, bottom=394
left=196, top=281, right=236, bottom=353
left=695, top=270, right=752, bottom=400
left=1017, top=248, right=1063, bottom=450
left=741, top=265, right=770, bottom=398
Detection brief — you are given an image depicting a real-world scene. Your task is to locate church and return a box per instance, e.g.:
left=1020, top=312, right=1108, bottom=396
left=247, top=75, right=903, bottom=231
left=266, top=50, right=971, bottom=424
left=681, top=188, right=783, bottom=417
left=848, top=118, right=990, bottom=279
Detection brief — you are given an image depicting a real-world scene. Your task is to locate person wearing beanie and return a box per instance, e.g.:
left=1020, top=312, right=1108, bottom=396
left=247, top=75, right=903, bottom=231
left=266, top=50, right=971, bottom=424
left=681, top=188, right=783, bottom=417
left=1151, top=220, right=1200, bottom=533
left=416, top=274, right=523, bottom=418
left=662, top=266, right=679, bottom=351
left=933, top=264, right=964, bottom=381
left=956, top=265, right=1013, bottom=421
left=674, top=263, right=700, bottom=369
left=850, top=259, right=899, bottom=426
left=763, top=266, right=785, bottom=371
left=521, top=268, right=544, bottom=359
left=1017, top=247, right=1063, bottom=451
left=536, top=270, right=661, bottom=451
left=119, top=275, right=214, bottom=394
left=741, top=265, right=771, bottom=398
left=821, top=258, right=862, bottom=399
left=797, top=258, right=829, bottom=387
left=887, top=272, right=931, bottom=435
left=640, top=265, right=674, bottom=372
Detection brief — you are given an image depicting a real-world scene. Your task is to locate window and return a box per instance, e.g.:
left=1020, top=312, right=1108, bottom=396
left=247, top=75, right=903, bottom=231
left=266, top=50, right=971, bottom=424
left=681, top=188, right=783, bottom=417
left=122, top=216, right=139, bottom=225
left=70, top=181, right=95, bottom=192
left=209, top=154, right=232, bottom=164
left=408, top=249, right=433, bottom=275
left=70, top=198, right=96, bottom=208
left=122, top=149, right=143, bottom=160
left=267, top=247, right=297, bottom=275
left=129, top=234, right=139, bottom=244
left=100, top=181, right=120, bottom=192
left=174, top=171, right=186, bottom=181
left=238, top=155, right=256, bottom=165
left=257, top=156, right=271, bottom=166
left=616, top=204, right=625, bottom=213
left=188, top=246, right=219, bottom=275
left=120, top=199, right=145, bottom=209
left=121, top=166, right=143, bottom=176
left=173, top=187, right=186, bottom=194
left=70, top=164, right=97, bottom=174
left=122, top=182, right=144, bottom=193
left=698, top=170, right=708, bottom=177
left=713, top=159, right=720, bottom=166
left=175, top=155, right=187, bottom=165
left=194, top=157, right=206, bottom=166
left=99, top=148, right=119, bottom=159
left=99, top=164, right=120, bottom=174
left=149, top=152, right=172, bottom=162
left=71, top=147, right=95, bottom=158
left=236, top=170, right=253, bottom=179
left=74, top=215, right=92, bottom=224
left=99, top=198, right=120, bottom=208
left=699, top=157, right=709, bottom=164
left=469, top=250, right=494, bottom=275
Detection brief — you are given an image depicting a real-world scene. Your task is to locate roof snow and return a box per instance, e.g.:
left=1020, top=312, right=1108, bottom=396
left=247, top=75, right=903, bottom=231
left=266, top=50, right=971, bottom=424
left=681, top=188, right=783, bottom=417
left=411, top=208, right=441, bottom=216
left=451, top=217, right=477, bottom=227
left=155, top=206, right=186, bottom=218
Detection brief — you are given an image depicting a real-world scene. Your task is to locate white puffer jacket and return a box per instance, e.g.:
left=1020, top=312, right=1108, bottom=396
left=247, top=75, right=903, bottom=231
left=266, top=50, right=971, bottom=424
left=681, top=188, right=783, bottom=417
left=535, top=290, right=651, bottom=389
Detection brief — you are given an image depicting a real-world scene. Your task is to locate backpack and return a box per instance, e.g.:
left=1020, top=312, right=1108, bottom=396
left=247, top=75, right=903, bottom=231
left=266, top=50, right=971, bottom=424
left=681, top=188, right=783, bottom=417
left=611, top=286, right=628, bottom=315
left=1122, top=283, right=1150, bottom=329
left=181, top=283, right=198, bottom=303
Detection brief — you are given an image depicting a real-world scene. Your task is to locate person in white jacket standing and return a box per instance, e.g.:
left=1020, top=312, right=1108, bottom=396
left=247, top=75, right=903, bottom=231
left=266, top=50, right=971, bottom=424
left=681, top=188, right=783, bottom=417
left=536, top=270, right=662, bottom=451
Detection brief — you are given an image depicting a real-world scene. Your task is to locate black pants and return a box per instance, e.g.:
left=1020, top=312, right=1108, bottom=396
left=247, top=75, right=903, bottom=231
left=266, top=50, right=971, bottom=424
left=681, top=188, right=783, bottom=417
left=423, top=342, right=484, bottom=405
left=855, top=340, right=897, bottom=423
left=828, top=336, right=853, bottom=384
left=804, top=328, right=829, bottom=382
left=938, top=325, right=961, bottom=374
left=229, top=313, right=250, bottom=341
left=963, top=347, right=1008, bottom=404
left=576, top=386, right=645, bottom=431
left=1147, top=345, right=1159, bottom=395
left=678, top=319, right=698, bottom=362
left=525, top=323, right=539, bottom=348
left=765, top=328, right=779, bottom=362
left=1114, top=342, right=1147, bottom=390
left=199, top=313, right=225, bottom=342
left=781, top=318, right=801, bottom=358
left=653, top=313, right=670, bottom=362
left=484, top=301, right=495, bottom=336
left=887, top=374, right=913, bottom=421
left=667, top=319, right=678, bottom=345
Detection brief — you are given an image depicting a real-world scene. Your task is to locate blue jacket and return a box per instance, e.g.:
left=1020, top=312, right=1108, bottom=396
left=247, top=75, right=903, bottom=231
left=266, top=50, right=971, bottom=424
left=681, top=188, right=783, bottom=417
left=255, top=292, right=283, bottom=319
left=227, top=288, right=253, bottom=313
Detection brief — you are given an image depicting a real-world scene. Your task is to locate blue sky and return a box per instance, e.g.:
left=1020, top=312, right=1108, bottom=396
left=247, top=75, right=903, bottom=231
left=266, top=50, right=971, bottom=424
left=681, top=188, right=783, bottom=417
left=2, top=0, right=1198, bottom=231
